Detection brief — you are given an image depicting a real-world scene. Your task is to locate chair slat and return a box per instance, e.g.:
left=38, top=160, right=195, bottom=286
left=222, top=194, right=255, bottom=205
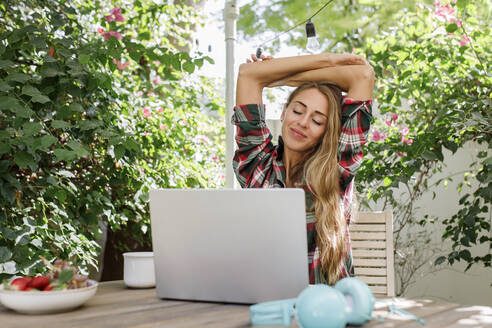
left=350, top=224, right=386, bottom=232
left=352, top=240, right=386, bottom=249
left=353, top=258, right=387, bottom=267
left=354, top=212, right=387, bottom=224
left=354, top=267, right=387, bottom=276
left=351, top=232, right=386, bottom=240
left=356, top=276, right=387, bottom=285
left=352, top=249, right=386, bottom=258
left=368, top=285, right=387, bottom=295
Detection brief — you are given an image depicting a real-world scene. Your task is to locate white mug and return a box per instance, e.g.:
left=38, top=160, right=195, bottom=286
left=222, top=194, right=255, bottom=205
left=123, top=252, right=156, bottom=288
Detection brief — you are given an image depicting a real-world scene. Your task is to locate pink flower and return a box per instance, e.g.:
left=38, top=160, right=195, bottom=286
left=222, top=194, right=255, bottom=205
left=385, top=120, right=392, bottom=127
left=104, top=31, right=122, bottom=40
left=142, top=132, right=150, bottom=136
left=112, top=58, right=130, bottom=70
left=97, top=27, right=105, bottom=34
left=220, top=175, right=225, bottom=181
left=372, top=130, right=382, bottom=142
left=105, top=8, right=125, bottom=23
left=401, top=127, right=410, bottom=136
left=201, top=136, right=209, bottom=143
left=450, top=18, right=462, bottom=27
left=153, top=60, right=161, bottom=66
left=390, top=112, right=398, bottom=123
left=142, top=107, right=151, bottom=118
left=407, top=99, right=415, bottom=106
left=460, top=35, right=471, bottom=46
left=212, top=155, right=220, bottom=163
left=147, top=92, right=152, bottom=97
left=153, top=77, right=160, bottom=84
left=182, top=121, right=189, bottom=127
left=157, top=107, right=163, bottom=113
left=160, top=124, right=167, bottom=131
left=433, top=2, right=456, bottom=22
left=397, top=152, right=406, bottom=157
left=401, top=135, right=413, bottom=145
left=137, top=91, right=143, bottom=97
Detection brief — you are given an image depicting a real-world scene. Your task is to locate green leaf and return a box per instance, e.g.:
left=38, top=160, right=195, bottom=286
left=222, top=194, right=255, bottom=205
left=0, top=142, right=10, bottom=155
left=114, top=144, right=125, bottom=160
left=53, top=149, right=77, bottom=162
left=23, top=122, right=43, bottom=136
left=456, top=0, right=466, bottom=10
left=182, top=61, right=195, bottom=74
left=58, top=269, right=74, bottom=283
left=79, top=54, right=90, bottom=65
left=51, top=120, right=71, bottom=129
left=41, top=67, right=63, bottom=77
left=69, top=103, right=84, bottom=112
left=383, top=177, right=392, bottom=187
left=67, top=140, right=89, bottom=157
left=484, top=157, right=492, bottom=167
left=0, top=80, right=12, bottom=92
left=14, top=151, right=35, bottom=169
left=0, top=96, right=20, bottom=110
left=78, top=120, right=102, bottom=131
left=40, top=135, right=57, bottom=149
left=434, top=256, right=446, bottom=266
left=6, top=72, right=30, bottom=83
left=0, top=60, right=16, bottom=69
left=446, top=23, right=458, bottom=33
left=55, top=189, right=67, bottom=203
left=31, top=94, right=51, bottom=104
left=2, top=228, right=17, bottom=241
left=422, top=150, right=438, bottom=161
left=22, top=85, right=41, bottom=97
left=0, top=246, right=12, bottom=263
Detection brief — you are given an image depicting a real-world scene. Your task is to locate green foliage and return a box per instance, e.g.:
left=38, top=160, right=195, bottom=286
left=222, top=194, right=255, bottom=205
left=356, top=1, right=491, bottom=271
left=0, top=0, right=224, bottom=279
left=238, top=0, right=436, bottom=52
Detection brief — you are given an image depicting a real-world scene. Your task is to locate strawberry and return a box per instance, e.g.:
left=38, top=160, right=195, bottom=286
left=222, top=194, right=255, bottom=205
left=10, top=277, right=31, bottom=291
left=43, top=284, right=54, bottom=291
left=24, top=287, right=33, bottom=291
left=29, top=275, right=50, bottom=290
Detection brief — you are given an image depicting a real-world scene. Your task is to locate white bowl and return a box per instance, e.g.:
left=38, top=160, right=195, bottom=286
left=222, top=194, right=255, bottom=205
left=0, top=280, right=98, bottom=314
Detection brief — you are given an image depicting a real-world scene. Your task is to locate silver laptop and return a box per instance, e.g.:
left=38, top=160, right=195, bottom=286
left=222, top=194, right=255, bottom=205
left=149, top=188, right=309, bottom=304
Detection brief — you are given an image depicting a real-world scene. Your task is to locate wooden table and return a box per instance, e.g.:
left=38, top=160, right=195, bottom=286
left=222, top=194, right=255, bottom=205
left=1, top=281, right=491, bottom=327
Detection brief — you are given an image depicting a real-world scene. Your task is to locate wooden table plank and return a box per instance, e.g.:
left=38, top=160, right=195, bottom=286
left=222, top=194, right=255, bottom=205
left=1, top=281, right=491, bottom=327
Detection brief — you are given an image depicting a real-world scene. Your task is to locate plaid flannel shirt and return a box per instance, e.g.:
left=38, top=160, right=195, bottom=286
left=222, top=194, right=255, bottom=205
left=231, top=97, right=372, bottom=284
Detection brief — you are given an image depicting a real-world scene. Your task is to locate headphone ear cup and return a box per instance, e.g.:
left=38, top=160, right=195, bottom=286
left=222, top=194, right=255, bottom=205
left=295, top=285, right=347, bottom=328
left=334, top=278, right=375, bottom=326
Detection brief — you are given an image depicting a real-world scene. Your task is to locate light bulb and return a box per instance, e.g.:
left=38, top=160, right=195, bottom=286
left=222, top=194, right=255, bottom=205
left=306, top=37, right=320, bottom=54
left=305, top=19, right=320, bottom=54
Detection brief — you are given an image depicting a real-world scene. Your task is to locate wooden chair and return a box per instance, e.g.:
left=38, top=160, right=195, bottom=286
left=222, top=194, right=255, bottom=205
left=350, top=210, right=395, bottom=297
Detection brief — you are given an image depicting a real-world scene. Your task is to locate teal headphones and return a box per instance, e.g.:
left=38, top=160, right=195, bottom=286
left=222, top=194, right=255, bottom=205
left=250, top=277, right=375, bottom=328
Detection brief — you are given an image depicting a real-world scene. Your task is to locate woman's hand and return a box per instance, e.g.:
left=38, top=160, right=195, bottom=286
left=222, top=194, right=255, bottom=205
left=327, top=52, right=369, bottom=67
left=245, top=54, right=273, bottom=63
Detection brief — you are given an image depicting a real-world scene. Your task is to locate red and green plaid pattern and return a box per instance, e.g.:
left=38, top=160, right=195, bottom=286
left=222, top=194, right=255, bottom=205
left=232, top=98, right=372, bottom=284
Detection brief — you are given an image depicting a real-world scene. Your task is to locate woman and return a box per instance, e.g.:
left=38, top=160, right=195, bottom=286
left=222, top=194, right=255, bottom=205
left=232, top=53, right=374, bottom=285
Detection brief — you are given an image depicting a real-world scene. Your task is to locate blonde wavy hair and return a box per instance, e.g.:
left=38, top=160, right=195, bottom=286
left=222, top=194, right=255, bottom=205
left=285, top=82, right=345, bottom=285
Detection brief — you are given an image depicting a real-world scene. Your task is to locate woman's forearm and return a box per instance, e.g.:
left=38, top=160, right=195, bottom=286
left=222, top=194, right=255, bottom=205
left=235, top=53, right=369, bottom=105
left=270, top=65, right=375, bottom=100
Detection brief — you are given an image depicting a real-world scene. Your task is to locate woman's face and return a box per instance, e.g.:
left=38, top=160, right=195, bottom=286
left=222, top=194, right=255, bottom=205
left=281, top=88, right=329, bottom=153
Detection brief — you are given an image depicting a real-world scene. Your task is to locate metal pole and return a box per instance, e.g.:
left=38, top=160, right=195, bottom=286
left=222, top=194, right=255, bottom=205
left=224, top=0, right=238, bottom=188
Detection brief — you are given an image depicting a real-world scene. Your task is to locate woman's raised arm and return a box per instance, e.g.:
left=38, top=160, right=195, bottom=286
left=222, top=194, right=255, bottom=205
left=235, top=53, right=368, bottom=105
left=269, top=64, right=375, bottom=100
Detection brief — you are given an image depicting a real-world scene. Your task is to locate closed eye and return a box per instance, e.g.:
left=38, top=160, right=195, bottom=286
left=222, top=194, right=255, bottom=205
left=293, top=110, right=302, bottom=115
left=313, top=119, right=322, bottom=125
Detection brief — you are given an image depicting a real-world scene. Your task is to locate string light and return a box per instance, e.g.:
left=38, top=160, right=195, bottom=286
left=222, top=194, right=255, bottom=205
left=305, top=19, right=320, bottom=53
left=255, top=0, right=336, bottom=57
